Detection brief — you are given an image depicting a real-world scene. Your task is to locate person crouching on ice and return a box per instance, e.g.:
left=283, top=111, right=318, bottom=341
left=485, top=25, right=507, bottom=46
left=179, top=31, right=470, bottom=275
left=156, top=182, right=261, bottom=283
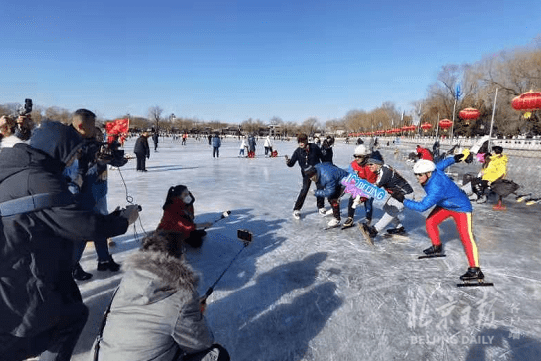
left=93, top=232, right=230, bottom=361
left=304, top=163, right=349, bottom=229
left=389, top=155, right=485, bottom=282
left=359, top=150, right=414, bottom=238
left=157, top=185, right=207, bottom=248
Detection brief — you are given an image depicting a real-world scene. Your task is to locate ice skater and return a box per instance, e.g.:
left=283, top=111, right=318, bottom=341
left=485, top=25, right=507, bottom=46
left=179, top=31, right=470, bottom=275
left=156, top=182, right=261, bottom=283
left=358, top=150, right=414, bottom=240
left=343, top=145, right=377, bottom=229
left=304, top=163, right=349, bottom=229
left=320, top=135, right=334, bottom=163
left=390, top=156, right=488, bottom=284
left=285, top=133, right=325, bottom=219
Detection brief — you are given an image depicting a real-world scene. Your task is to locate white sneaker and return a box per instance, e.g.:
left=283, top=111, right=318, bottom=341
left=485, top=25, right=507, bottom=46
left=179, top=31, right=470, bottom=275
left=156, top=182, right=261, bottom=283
left=327, top=218, right=340, bottom=228
left=318, top=208, right=327, bottom=216
left=293, top=210, right=301, bottom=219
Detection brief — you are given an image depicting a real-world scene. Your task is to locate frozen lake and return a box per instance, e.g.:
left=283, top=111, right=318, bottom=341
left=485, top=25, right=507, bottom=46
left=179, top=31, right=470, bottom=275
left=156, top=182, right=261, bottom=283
left=73, top=136, right=541, bottom=361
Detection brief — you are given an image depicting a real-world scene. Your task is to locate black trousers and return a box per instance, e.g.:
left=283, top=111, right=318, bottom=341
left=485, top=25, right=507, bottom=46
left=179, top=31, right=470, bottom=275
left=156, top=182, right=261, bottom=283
left=0, top=303, right=88, bottom=361
left=294, top=175, right=324, bottom=211
left=136, top=154, right=147, bottom=170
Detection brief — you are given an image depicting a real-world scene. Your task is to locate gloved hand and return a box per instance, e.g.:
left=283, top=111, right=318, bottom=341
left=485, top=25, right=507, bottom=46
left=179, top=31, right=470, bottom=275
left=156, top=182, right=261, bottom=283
left=147, top=154, right=150, bottom=159
left=119, top=204, right=140, bottom=225
left=284, top=155, right=289, bottom=163
left=390, top=189, right=405, bottom=203
left=454, top=153, right=465, bottom=163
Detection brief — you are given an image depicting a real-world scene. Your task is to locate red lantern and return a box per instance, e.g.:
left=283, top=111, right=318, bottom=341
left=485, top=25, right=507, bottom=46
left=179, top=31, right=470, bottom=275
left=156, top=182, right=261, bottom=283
left=420, top=122, right=432, bottom=133
left=439, top=119, right=453, bottom=131
left=459, top=107, right=480, bottom=125
left=511, top=91, right=541, bottom=112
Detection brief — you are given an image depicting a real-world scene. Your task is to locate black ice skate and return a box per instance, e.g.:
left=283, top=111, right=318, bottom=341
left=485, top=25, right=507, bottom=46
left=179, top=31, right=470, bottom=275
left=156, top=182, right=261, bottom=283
left=386, top=226, right=406, bottom=235
left=383, top=226, right=409, bottom=241
left=341, top=217, right=355, bottom=229
left=418, top=244, right=446, bottom=259
left=457, top=267, right=493, bottom=287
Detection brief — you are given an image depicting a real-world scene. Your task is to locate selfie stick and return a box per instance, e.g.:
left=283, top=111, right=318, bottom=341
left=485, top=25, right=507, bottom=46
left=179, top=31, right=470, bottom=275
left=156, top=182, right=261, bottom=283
left=201, top=229, right=253, bottom=303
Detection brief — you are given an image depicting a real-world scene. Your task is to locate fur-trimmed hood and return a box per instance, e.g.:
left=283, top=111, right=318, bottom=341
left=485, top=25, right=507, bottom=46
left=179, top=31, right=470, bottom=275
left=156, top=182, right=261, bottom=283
left=121, top=250, right=199, bottom=305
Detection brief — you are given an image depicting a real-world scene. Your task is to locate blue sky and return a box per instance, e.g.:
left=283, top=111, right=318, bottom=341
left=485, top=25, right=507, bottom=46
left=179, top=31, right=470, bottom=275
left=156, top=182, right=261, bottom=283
left=1, top=0, right=540, bottom=124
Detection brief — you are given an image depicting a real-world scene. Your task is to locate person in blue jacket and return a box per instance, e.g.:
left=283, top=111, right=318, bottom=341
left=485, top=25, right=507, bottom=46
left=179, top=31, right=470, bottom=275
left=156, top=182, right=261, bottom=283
left=304, top=162, right=349, bottom=228
left=390, top=156, right=485, bottom=282
left=211, top=133, right=221, bottom=158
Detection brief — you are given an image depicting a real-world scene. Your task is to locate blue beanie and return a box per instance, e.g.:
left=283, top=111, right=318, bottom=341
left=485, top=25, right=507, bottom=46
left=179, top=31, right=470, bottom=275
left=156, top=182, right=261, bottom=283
left=29, top=120, right=83, bottom=166
left=367, top=150, right=384, bottom=165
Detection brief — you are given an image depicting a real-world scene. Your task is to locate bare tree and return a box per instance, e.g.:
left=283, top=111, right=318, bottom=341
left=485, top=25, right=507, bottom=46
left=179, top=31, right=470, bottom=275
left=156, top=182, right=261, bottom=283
left=300, top=117, right=321, bottom=136
left=148, top=106, right=163, bottom=131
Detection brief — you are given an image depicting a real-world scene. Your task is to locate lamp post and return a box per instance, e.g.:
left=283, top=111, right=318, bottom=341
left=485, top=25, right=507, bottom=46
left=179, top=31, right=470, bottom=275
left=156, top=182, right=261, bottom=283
left=450, top=97, right=457, bottom=143
left=488, top=88, right=499, bottom=150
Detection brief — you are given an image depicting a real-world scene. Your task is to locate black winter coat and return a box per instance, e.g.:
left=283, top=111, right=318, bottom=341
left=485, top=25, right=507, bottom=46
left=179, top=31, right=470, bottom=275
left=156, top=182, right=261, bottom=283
left=286, top=143, right=323, bottom=176
left=0, top=122, right=130, bottom=337
left=134, top=135, right=150, bottom=157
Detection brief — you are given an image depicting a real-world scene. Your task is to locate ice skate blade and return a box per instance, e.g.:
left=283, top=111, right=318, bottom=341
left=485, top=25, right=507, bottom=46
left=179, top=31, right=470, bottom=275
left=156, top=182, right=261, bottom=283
left=418, top=254, right=446, bottom=259
left=358, top=223, right=374, bottom=246
left=383, top=233, right=409, bottom=241
left=457, top=281, right=494, bottom=287
left=340, top=223, right=355, bottom=230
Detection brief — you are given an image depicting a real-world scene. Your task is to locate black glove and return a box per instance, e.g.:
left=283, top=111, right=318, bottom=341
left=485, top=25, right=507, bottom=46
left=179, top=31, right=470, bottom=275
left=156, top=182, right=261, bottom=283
left=454, top=153, right=464, bottom=163
left=465, top=153, right=473, bottom=163
left=389, top=189, right=405, bottom=203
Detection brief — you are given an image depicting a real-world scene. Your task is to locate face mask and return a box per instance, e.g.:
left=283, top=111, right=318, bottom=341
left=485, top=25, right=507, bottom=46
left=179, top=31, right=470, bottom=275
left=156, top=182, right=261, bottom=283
left=183, top=194, right=193, bottom=205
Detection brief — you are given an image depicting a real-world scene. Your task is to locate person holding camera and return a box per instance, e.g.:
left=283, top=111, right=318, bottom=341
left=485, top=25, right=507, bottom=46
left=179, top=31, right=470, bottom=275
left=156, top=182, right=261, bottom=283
left=65, top=110, right=123, bottom=280
left=93, top=231, right=229, bottom=361
left=0, top=99, right=34, bottom=148
left=0, top=120, right=139, bottom=361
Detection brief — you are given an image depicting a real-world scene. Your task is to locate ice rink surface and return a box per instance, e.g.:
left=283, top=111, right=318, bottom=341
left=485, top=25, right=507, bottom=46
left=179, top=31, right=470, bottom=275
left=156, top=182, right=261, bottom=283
left=74, top=137, right=541, bottom=361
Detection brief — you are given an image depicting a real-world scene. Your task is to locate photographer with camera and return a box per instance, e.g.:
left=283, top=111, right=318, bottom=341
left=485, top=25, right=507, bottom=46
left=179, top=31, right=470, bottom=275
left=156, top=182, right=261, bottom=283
left=0, top=98, right=34, bottom=148
left=0, top=120, right=139, bottom=361
left=66, top=110, right=128, bottom=280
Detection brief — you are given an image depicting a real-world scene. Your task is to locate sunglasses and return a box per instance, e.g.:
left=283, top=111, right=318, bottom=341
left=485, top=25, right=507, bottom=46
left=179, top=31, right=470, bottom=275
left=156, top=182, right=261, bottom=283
left=354, top=155, right=366, bottom=159
left=414, top=173, right=426, bottom=177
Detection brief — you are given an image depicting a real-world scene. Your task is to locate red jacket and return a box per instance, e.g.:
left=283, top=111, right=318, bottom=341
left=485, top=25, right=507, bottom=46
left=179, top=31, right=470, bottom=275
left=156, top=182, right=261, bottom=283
left=157, top=198, right=195, bottom=239
left=416, top=146, right=434, bottom=160
left=349, top=161, right=377, bottom=201
left=350, top=161, right=377, bottom=183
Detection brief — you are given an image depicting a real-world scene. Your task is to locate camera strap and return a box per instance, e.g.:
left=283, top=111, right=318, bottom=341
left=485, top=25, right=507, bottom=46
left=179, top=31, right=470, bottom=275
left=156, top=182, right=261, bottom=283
left=0, top=192, right=74, bottom=217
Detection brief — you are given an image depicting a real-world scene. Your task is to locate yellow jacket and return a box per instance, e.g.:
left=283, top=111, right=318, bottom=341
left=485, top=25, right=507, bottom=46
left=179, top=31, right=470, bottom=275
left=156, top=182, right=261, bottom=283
left=481, top=154, right=508, bottom=183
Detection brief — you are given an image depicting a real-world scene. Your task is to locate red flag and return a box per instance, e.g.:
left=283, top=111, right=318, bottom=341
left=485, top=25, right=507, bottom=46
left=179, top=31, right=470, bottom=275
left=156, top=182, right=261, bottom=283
left=105, top=118, right=129, bottom=144
left=105, top=118, right=129, bottom=136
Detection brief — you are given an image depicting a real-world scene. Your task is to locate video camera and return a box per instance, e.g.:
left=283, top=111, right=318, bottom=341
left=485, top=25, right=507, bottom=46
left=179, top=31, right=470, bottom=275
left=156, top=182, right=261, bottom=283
left=96, top=140, right=128, bottom=167
left=18, top=99, right=33, bottom=117
left=82, top=139, right=128, bottom=168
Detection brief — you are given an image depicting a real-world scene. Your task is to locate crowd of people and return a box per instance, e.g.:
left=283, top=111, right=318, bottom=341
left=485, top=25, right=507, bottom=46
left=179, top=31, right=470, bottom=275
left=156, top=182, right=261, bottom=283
left=283, top=133, right=508, bottom=286
left=0, top=110, right=229, bottom=361
left=0, top=108, right=510, bottom=360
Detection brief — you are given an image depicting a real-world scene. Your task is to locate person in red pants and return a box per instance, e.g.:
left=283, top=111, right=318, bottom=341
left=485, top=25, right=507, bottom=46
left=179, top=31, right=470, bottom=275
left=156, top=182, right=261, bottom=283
left=390, top=156, right=485, bottom=282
